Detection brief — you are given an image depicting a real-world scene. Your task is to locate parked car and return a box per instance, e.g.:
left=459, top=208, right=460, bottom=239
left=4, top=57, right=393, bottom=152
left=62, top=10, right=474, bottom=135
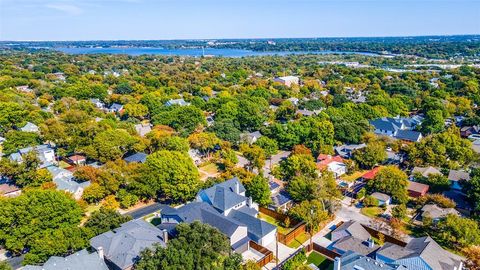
left=468, top=134, right=480, bottom=140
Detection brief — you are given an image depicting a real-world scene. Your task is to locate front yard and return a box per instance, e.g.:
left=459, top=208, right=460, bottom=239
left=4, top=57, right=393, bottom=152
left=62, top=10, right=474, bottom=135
left=360, top=206, right=384, bottom=218
left=306, top=252, right=334, bottom=270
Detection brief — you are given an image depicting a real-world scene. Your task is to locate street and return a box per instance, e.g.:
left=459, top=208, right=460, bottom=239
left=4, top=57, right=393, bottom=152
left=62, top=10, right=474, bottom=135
left=124, top=203, right=168, bottom=219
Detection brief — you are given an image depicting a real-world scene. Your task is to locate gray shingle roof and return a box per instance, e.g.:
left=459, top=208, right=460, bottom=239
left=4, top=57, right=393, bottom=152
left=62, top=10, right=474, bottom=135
left=23, top=249, right=108, bottom=270
left=337, top=251, right=401, bottom=270
left=448, top=170, right=471, bottom=182
left=395, top=129, right=422, bottom=142
left=332, top=220, right=371, bottom=241
left=332, top=236, right=378, bottom=256
left=421, top=204, right=459, bottom=220
left=376, top=236, right=464, bottom=270
left=197, top=177, right=247, bottom=212
left=371, top=192, right=391, bottom=202
left=123, top=152, right=148, bottom=163
left=162, top=202, right=245, bottom=238
left=90, top=219, right=166, bottom=270
left=46, top=166, right=90, bottom=194
left=227, top=209, right=276, bottom=240
left=412, top=166, right=442, bottom=177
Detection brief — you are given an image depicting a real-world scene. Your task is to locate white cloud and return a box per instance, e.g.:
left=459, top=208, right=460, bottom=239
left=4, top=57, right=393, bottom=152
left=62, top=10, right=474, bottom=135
left=45, top=3, right=83, bottom=15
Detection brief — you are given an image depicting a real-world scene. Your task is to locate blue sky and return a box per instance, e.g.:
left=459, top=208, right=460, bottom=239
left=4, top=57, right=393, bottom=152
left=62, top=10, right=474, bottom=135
left=1, top=0, right=479, bottom=41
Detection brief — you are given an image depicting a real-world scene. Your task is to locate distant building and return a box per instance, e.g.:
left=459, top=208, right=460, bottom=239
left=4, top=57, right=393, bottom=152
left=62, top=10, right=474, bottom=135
left=123, top=152, right=148, bottom=164
left=407, top=180, right=429, bottom=198
left=317, top=154, right=347, bottom=178
left=134, top=123, right=152, bottom=137
left=273, top=76, right=299, bottom=87
left=287, top=97, right=299, bottom=105
left=411, top=166, right=442, bottom=178
left=19, top=122, right=39, bottom=133
left=68, top=154, right=87, bottom=166
left=361, top=167, right=381, bottom=181
left=23, top=249, right=108, bottom=270
left=330, top=221, right=377, bottom=256
left=165, top=98, right=190, bottom=107
left=241, top=131, right=262, bottom=144
left=334, top=144, right=367, bottom=159
left=108, top=103, right=124, bottom=113
left=16, top=85, right=33, bottom=93
left=370, top=117, right=423, bottom=142
left=90, top=219, right=167, bottom=270
left=0, top=183, right=21, bottom=198
left=421, top=204, right=460, bottom=222
left=448, top=169, right=470, bottom=190
left=90, top=98, right=106, bottom=109
left=9, top=144, right=56, bottom=168
left=47, top=165, right=90, bottom=199
left=371, top=192, right=391, bottom=206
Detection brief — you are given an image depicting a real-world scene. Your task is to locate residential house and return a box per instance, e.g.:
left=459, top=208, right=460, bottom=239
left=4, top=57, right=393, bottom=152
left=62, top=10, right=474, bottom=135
left=448, top=169, right=470, bottom=190
left=370, top=117, right=423, bottom=142
left=421, top=204, right=460, bottom=223
left=376, top=236, right=464, bottom=270
left=273, top=76, right=299, bottom=87
left=90, top=98, right=106, bottom=109
left=385, top=149, right=405, bottom=165
left=20, top=122, right=39, bottom=133
left=361, top=167, right=381, bottom=181
left=268, top=180, right=293, bottom=212
left=165, top=98, right=190, bottom=106
left=134, top=123, right=152, bottom=137
left=123, top=152, right=148, bottom=164
left=47, top=166, right=90, bottom=199
left=188, top=149, right=202, bottom=165
left=68, top=154, right=87, bottom=166
left=371, top=192, right=391, bottom=206
left=317, top=154, right=347, bottom=178
left=0, top=183, right=21, bottom=197
left=9, top=144, right=56, bottom=168
left=411, top=166, right=442, bottom=178
left=108, top=103, right=124, bottom=113
left=334, top=251, right=402, bottom=270
left=52, top=72, right=66, bottom=82
left=241, top=131, right=262, bottom=144
left=23, top=249, right=108, bottom=270
left=330, top=221, right=377, bottom=256
left=296, top=109, right=321, bottom=117
left=407, top=181, right=429, bottom=198
left=195, top=177, right=277, bottom=246
left=287, top=97, right=299, bottom=106
left=90, top=219, right=167, bottom=270
left=460, top=126, right=479, bottom=138
left=334, top=144, right=366, bottom=159
left=16, top=85, right=33, bottom=93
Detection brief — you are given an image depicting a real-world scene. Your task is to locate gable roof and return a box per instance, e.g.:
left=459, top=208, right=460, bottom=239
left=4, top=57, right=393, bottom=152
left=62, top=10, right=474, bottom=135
left=371, top=192, right=391, bottom=202
left=407, top=180, right=429, bottom=194
left=412, top=166, right=442, bottom=177
left=334, top=144, right=367, bottom=158
left=338, top=251, right=400, bottom=270
left=332, top=220, right=371, bottom=241
left=109, top=103, right=123, bottom=111
left=332, top=236, right=378, bottom=256
left=395, top=130, right=422, bottom=142
left=90, top=219, right=166, bottom=270
left=47, top=166, right=90, bottom=194
left=23, top=249, right=108, bottom=270
left=134, top=123, right=152, bottom=137
left=448, top=170, right=471, bottom=182
left=362, top=167, right=381, bottom=180
left=227, top=209, right=276, bottom=240
left=162, top=202, right=245, bottom=238
left=197, top=177, right=247, bottom=212
left=124, top=152, right=148, bottom=163
left=20, top=122, right=39, bottom=132
left=421, top=204, right=459, bottom=220
left=377, top=237, right=463, bottom=270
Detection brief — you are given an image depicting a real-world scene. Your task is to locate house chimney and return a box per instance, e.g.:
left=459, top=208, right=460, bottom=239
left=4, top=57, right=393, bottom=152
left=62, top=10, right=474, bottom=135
left=248, top=197, right=253, bottom=208
left=367, top=237, right=374, bottom=248
left=97, top=246, right=104, bottom=259
left=162, top=229, right=168, bottom=244
left=333, top=257, right=341, bottom=270
left=235, top=181, right=240, bottom=194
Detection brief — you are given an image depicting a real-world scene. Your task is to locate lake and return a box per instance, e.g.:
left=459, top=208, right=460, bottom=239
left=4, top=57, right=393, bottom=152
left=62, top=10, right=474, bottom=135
left=54, top=47, right=380, bottom=57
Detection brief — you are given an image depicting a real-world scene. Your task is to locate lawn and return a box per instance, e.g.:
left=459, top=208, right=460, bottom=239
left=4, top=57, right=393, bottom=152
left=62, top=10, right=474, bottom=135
left=287, top=232, right=310, bottom=249
left=198, top=163, right=221, bottom=180
left=360, top=207, right=383, bottom=218
left=306, top=252, right=334, bottom=270
left=258, top=213, right=292, bottom=235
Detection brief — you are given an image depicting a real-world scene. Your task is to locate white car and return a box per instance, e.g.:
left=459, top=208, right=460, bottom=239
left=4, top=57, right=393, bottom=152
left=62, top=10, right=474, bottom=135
left=468, top=134, right=480, bottom=140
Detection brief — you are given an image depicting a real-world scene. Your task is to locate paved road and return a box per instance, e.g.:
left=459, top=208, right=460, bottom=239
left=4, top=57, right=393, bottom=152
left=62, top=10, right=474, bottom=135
left=124, top=203, right=169, bottom=219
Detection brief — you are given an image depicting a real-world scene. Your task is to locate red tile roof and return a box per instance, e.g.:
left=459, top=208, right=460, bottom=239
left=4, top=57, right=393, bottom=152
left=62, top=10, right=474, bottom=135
left=317, top=154, right=344, bottom=170
left=361, top=167, right=381, bottom=180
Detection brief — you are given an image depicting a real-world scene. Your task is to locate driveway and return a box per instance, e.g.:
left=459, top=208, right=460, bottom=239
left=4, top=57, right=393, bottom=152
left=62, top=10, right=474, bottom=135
left=124, top=203, right=169, bottom=219
left=263, top=241, right=296, bottom=270
left=263, top=151, right=291, bottom=178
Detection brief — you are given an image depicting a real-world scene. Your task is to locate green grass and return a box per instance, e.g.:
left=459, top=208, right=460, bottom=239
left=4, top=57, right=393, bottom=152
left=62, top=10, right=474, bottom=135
left=199, top=163, right=220, bottom=174
left=150, top=218, right=162, bottom=226
left=306, top=252, right=333, bottom=269
left=287, top=232, right=310, bottom=248
left=341, top=170, right=366, bottom=182
left=258, top=213, right=292, bottom=235
left=360, top=207, right=383, bottom=218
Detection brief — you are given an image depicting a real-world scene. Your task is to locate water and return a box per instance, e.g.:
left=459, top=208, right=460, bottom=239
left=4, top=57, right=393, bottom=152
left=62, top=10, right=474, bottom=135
left=54, top=47, right=380, bottom=57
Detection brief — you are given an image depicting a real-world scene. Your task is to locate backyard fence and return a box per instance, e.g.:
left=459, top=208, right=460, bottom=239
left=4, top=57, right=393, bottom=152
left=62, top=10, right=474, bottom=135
left=250, top=241, right=274, bottom=267
left=360, top=224, right=408, bottom=247
left=259, top=206, right=307, bottom=245
left=312, top=243, right=340, bottom=260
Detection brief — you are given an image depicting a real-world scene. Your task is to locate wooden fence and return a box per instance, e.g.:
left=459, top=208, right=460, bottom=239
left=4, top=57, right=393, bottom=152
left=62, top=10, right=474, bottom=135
left=360, top=224, right=408, bottom=247
left=250, top=241, right=274, bottom=267
left=277, top=222, right=307, bottom=245
left=312, top=242, right=340, bottom=260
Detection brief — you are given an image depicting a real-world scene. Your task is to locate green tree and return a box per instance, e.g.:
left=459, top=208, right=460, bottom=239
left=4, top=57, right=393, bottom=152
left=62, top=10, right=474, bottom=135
left=84, top=207, right=132, bottom=235
left=244, top=175, right=272, bottom=206
left=152, top=106, right=206, bottom=136
left=0, top=189, right=83, bottom=253
left=124, top=103, right=148, bottom=119
left=368, top=166, right=409, bottom=204
left=414, top=173, right=450, bottom=193
left=278, top=153, right=317, bottom=181
left=254, top=136, right=278, bottom=158
left=137, top=150, right=201, bottom=202
left=434, top=214, right=480, bottom=248
left=84, top=129, right=139, bottom=163
left=363, top=195, right=379, bottom=207
left=289, top=200, right=329, bottom=249
left=392, top=204, right=407, bottom=219
left=135, top=221, right=241, bottom=270
left=239, top=143, right=266, bottom=171
left=421, top=109, right=445, bottom=134
left=1, top=130, right=41, bottom=155
left=0, top=261, right=12, bottom=270
left=353, top=142, right=387, bottom=169
left=188, top=132, right=221, bottom=156
left=208, top=119, right=241, bottom=144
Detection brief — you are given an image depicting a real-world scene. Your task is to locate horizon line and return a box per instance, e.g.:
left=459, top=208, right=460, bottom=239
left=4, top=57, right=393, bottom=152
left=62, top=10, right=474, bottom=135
left=1, top=33, right=480, bottom=43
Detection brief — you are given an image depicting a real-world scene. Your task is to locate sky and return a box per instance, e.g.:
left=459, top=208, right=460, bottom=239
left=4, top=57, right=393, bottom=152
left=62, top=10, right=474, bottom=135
left=0, top=0, right=479, bottom=41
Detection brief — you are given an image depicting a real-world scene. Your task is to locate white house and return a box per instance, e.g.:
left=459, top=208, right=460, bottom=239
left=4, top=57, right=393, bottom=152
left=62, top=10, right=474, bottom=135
left=20, top=122, right=39, bottom=133
left=273, top=76, right=299, bottom=87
